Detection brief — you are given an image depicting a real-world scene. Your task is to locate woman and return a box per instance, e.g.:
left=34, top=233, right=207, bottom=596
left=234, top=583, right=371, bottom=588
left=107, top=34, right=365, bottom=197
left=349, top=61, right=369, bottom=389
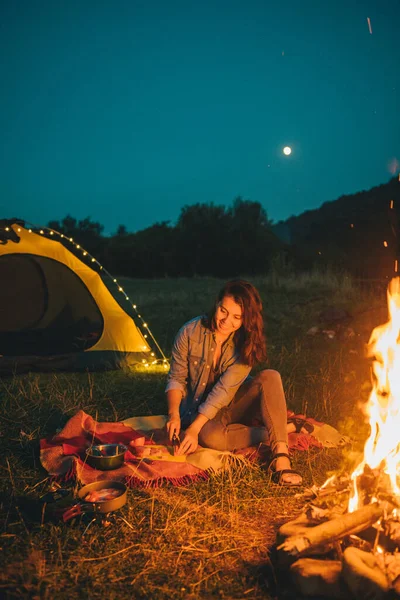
left=165, top=279, right=303, bottom=486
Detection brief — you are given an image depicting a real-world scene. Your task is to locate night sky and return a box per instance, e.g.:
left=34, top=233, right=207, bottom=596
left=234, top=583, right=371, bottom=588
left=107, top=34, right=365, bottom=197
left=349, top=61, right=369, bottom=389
left=1, top=0, right=399, bottom=235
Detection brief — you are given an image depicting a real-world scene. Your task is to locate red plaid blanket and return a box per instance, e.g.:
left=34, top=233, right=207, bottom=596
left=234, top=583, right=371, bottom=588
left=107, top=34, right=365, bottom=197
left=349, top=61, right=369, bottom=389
left=40, top=410, right=331, bottom=488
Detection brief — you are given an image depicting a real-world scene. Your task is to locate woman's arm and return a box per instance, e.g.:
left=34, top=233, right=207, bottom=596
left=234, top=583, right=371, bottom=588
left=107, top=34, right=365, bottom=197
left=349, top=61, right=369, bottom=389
left=165, top=323, right=190, bottom=395
left=176, top=359, right=250, bottom=455
left=198, top=360, right=251, bottom=420
left=175, top=413, right=209, bottom=455
left=166, top=389, right=183, bottom=441
left=165, top=323, right=190, bottom=441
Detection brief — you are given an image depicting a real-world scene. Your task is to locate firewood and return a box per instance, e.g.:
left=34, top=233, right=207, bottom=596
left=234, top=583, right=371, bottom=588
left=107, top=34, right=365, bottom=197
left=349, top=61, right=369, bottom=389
left=379, top=552, right=400, bottom=592
left=290, top=558, right=352, bottom=599
left=278, top=502, right=384, bottom=558
left=342, top=547, right=389, bottom=600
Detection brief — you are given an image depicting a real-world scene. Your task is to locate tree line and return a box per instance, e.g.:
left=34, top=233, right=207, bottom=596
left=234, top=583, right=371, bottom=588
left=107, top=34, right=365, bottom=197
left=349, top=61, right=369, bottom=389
left=48, top=197, right=287, bottom=278
left=47, top=177, right=400, bottom=279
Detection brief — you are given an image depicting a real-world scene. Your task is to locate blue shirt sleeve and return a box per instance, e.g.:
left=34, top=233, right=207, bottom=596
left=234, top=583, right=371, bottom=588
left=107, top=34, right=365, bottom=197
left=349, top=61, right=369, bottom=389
left=198, top=360, right=251, bottom=420
left=165, top=323, right=189, bottom=396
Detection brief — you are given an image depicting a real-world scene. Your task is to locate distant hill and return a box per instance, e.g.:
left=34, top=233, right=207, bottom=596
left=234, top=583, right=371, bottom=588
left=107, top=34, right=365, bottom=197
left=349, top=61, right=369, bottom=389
left=272, top=177, right=400, bottom=278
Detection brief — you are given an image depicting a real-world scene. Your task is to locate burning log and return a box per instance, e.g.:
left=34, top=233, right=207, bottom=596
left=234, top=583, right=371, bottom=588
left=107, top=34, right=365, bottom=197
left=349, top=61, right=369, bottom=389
left=278, top=502, right=384, bottom=560
left=342, top=547, right=389, bottom=600
left=276, top=279, right=400, bottom=597
left=290, top=558, right=352, bottom=599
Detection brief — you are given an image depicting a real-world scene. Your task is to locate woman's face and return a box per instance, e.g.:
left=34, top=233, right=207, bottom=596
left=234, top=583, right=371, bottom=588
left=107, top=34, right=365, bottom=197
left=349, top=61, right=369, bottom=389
left=215, top=295, right=243, bottom=336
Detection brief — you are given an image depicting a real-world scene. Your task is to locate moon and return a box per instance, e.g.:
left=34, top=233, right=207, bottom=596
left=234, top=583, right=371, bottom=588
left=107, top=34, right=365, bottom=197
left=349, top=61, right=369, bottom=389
left=283, top=146, right=292, bottom=156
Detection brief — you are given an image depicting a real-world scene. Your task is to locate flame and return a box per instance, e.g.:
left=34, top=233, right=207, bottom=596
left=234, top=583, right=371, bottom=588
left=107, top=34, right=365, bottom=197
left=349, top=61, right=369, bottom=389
left=349, top=278, right=400, bottom=511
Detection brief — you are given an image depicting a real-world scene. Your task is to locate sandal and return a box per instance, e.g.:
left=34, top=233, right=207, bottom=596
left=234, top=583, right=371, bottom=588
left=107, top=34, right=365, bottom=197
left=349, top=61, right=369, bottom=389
left=269, top=452, right=303, bottom=487
left=287, top=416, right=314, bottom=435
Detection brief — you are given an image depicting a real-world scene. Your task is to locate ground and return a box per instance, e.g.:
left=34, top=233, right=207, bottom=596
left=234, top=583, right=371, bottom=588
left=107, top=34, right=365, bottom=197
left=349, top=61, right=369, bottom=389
left=0, top=273, right=387, bottom=599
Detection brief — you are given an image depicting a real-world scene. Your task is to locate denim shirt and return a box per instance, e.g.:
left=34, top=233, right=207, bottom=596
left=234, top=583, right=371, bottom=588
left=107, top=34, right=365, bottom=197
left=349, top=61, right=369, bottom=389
left=165, top=316, right=251, bottom=422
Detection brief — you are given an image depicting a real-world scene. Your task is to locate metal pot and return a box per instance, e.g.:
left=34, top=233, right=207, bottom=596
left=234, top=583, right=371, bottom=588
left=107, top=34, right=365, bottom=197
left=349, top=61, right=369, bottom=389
left=85, top=443, right=127, bottom=470
left=62, top=480, right=127, bottom=521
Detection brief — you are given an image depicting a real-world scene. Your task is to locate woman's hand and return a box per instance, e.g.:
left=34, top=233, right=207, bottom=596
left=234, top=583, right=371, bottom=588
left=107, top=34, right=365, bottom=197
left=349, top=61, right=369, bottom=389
left=166, top=413, right=181, bottom=442
left=175, top=427, right=198, bottom=456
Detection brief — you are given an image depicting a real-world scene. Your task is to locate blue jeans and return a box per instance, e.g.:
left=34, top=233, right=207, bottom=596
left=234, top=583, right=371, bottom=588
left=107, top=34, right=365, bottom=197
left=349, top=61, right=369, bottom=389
left=198, top=369, right=288, bottom=451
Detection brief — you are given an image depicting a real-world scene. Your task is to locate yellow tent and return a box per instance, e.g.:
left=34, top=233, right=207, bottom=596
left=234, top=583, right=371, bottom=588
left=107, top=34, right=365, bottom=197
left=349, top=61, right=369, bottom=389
left=0, top=221, right=152, bottom=372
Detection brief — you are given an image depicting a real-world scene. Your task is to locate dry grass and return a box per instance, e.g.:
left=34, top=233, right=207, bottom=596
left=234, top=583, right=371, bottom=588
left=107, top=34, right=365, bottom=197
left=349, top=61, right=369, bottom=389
left=0, top=272, right=388, bottom=599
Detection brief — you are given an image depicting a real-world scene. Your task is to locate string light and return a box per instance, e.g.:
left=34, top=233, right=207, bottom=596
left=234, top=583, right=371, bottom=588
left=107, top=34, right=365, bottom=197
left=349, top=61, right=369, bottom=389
left=384, top=241, right=388, bottom=247
left=5, top=220, right=170, bottom=369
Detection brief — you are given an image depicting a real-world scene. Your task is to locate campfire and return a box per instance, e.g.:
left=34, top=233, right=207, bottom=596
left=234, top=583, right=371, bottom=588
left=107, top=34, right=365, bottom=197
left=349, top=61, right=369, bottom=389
left=277, top=278, right=400, bottom=599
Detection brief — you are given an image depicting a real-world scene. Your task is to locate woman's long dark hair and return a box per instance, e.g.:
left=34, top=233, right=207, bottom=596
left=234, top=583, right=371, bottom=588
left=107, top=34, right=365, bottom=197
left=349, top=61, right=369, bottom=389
left=207, top=279, right=267, bottom=368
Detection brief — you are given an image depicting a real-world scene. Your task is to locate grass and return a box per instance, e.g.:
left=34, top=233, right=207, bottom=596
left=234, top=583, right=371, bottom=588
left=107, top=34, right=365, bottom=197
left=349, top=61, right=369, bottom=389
left=0, top=271, right=389, bottom=599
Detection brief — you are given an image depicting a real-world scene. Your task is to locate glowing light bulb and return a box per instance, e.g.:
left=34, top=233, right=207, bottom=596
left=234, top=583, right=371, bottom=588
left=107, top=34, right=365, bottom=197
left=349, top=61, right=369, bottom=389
left=283, top=146, right=292, bottom=156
